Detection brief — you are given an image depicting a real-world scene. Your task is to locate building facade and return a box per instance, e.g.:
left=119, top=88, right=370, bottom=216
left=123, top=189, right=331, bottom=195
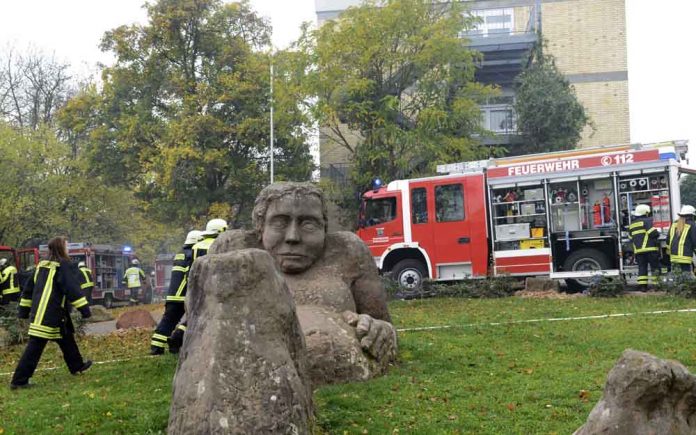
left=315, top=0, right=630, bottom=182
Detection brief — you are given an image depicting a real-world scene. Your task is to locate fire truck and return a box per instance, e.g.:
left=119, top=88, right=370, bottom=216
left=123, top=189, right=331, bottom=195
left=154, top=253, right=175, bottom=301
left=39, top=243, right=151, bottom=308
left=357, top=141, right=692, bottom=292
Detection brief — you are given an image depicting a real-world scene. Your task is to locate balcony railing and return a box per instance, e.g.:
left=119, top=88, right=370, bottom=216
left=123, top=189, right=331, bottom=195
left=461, top=4, right=537, bottom=39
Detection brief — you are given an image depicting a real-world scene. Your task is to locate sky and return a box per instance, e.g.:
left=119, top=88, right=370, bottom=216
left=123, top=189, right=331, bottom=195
left=0, top=0, right=694, bottom=161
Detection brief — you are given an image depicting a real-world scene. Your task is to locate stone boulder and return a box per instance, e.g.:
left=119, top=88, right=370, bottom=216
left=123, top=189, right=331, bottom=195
left=574, top=349, right=696, bottom=435
left=115, top=309, right=155, bottom=330
left=86, top=305, right=114, bottom=323
left=298, top=306, right=391, bottom=387
left=168, top=249, right=313, bottom=435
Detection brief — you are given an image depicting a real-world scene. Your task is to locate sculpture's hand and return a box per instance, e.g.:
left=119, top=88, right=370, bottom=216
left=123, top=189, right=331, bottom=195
left=343, top=311, right=397, bottom=362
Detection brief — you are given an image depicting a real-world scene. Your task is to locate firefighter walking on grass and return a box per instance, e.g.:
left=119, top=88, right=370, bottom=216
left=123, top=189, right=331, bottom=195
left=629, top=204, right=660, bottom=290
left=10, top=236, right=92, bottom=389
left=150, top=230, right=203, bottom=355
left=668, top=205, right=696, bottom=275
left=168, top=218, right=228, bottom=353
left=123, top=259, right=146, bottom=305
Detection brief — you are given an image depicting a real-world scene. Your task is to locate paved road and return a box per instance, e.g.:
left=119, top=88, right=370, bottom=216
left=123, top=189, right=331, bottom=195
left=84, top=311, right=163, bottom=335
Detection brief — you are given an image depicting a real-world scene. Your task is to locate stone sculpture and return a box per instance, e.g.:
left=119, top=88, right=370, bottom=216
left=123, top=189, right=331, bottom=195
left=168, top=182, right=397, bottom=434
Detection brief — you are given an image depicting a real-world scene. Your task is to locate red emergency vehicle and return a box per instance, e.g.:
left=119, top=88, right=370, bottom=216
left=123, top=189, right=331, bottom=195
left=357, top=141, right=691, bottom=292
left=154, top=253, right=175, bottom=301
left=39, top=242, right=150, bottom=307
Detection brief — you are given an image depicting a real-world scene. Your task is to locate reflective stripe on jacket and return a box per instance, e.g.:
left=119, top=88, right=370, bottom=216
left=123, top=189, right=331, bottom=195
left=123, top=266, right=146, bottom=288
left=1, top=265, right=20, bottom=296
left=166, top=247, right=193, bottom=303
left=668, top=220, right=696, bottom=264
left=629, top=217, right=659, bottom=254
left=18, top=260, right=88, bottom=340
left=192, top=236, right=217, bottom=261
left=78, top=266, right=94, bottom=290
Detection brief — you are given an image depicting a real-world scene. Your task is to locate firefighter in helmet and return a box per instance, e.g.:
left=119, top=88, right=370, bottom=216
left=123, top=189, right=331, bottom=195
left=11, top=236, right=92, bottom=389
left=150, top=230, right=203, bottom=355
left=77, top=261, right=95, bottom=304
left=668, top=205, right=696, bottom=275
left=123, top=259, right=147, bottom=305
left=0, top=257, right=20, bottom=304
left=629, top=204, right=660, bottom=289
left=168, top=218, right=228, bottom=353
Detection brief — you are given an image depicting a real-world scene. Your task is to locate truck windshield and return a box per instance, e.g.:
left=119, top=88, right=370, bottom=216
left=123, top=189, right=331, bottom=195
left=364, top=197, right=397, bottom=227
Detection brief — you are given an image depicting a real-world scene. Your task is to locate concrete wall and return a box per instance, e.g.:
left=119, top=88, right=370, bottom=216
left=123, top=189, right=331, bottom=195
left=542, top=0, right=629, bottom=147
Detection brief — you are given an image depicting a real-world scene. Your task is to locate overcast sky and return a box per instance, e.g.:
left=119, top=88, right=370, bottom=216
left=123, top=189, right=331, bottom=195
left=1, top=0, right=694, bottom=161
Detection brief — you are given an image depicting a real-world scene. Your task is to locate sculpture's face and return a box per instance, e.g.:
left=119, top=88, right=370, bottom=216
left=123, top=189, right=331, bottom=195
left=262, top=194, right=326, bottom=274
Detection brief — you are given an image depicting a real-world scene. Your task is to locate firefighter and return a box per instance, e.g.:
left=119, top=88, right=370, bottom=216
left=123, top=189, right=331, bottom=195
left=668, top=205, right=696, bottom=275
left=123, top=259, right=147, bottom=305
left=77, top=261, right=95, bottom=304
left=629, top=204, right=660, bottom=289
left=168, top=218, right=228, bottom=353
left=10, top=236, right=92, bottom=389
left=0, top=257, right=20, bottom=304
left=150, top=230, right=203, bottom=355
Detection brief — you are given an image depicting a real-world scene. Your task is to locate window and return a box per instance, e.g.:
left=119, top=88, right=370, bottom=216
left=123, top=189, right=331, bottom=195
left=466, top=8, right=514, bottom=37
left=364, top=197, right=397, bottom=227
left=411, top=188, right=428, bottom=224
left=435, top=184, right=465, bottom=222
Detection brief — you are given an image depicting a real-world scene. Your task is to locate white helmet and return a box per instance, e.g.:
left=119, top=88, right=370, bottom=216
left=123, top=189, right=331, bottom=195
left=0, top=258, right=7, bottom=266
left=632, top=204, right=651, bottom=217
left=679, top=205, right=696, bottom=216
left=205, top=218, right=228, bottom=235
left=132, top=259, right=140, bottom=265
left=184, top=230, right=204, bottom=245
left=78, top=261, right=86, bottom=267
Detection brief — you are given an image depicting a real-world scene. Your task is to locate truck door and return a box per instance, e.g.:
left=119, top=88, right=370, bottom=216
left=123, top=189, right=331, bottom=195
left=359, top=194, right=404, bottom=257
left=431, top=175, right=488, bottom=278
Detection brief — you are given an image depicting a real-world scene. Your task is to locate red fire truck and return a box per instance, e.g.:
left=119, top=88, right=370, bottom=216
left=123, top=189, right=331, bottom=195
left=39, top=242, right=151, bottom=307
left=154, top=253, right=175, bottom=301
left=357, top=141, right=692, bottom=292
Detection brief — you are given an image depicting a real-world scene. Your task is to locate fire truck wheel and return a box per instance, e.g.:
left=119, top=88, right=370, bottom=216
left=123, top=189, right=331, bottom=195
left=103, top=294, right=114, bottom=309
left=563, top=249, right=611, bottom=293
left=392, top=259, right=426, bottom=291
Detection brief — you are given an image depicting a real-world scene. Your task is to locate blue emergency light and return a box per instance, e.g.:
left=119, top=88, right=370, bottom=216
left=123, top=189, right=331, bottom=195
left=123, top=246, right=132, bottom=253
left=371, top=178, right=383, bottom=191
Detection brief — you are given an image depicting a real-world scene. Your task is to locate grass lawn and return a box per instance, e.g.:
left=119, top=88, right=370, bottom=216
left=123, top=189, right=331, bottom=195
left=2, top=295, right=696, bottom=434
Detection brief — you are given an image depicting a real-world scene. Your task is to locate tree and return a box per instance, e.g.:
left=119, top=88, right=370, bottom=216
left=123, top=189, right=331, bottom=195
left=61, top=0, right=314, bottom=229
left=296, top=0, right=495, bottom=193
left=680, top=175, right=696, bottom=208
left=0, top=46, right=73, bottom=130
left=513, top=41, right=590, bottom=155
left=0, top=122, right=169, bottom=259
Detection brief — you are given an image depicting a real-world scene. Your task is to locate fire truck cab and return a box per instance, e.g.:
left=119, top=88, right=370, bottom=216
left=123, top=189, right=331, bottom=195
left=358, top=141, right=690, bottom=291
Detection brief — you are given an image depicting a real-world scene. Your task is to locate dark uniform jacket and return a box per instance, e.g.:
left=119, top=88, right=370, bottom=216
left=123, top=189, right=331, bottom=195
left=668, top=218, right=696, bottom=264
left=166, top=246, right=193, bottom=303
left=629, top=217, right=659, bottom=254
left=78, top=266, right=95, bottom=292
left=1, top=264, right=20, bottom=303
left=18, top=260, right=90, bottom=340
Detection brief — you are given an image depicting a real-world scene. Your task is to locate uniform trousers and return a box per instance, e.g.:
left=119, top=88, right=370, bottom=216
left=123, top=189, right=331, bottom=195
left=11, top=334, right=85, bottom=385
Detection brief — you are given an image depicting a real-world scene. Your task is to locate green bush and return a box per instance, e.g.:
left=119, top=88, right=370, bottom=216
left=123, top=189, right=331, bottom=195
left=438, top=276, right=518, bottom=298
left=587, top=276, right=624, bottom=298
left=662, top=271, right=696, bottom=298
left=0, top=303, right=87, bottom=346
left=0, top=303, right=28, bottom=345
